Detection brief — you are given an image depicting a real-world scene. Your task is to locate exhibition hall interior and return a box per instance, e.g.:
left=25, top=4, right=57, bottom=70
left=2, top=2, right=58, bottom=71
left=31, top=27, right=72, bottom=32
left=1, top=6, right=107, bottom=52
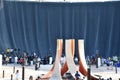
left=0, top=0, right=120, bottom=80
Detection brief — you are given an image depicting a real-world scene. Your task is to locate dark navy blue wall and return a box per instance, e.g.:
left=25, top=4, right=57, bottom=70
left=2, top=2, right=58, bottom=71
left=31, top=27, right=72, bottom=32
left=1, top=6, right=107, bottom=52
left=0, top=1, right=120, bottom=58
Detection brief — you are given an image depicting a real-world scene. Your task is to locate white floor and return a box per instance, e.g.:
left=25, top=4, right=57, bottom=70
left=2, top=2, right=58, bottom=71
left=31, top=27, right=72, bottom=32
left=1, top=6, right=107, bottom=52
left=0, top=64, right=120, bottom=80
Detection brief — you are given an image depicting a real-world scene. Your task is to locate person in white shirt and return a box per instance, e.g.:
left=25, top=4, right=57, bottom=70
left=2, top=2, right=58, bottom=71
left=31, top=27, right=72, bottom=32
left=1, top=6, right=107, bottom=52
left=15, top=70, right=20, bottom=80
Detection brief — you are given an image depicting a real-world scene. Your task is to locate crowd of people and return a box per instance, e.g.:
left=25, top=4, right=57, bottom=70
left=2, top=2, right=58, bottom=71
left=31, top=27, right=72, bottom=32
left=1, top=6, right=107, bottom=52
left=1, top=48, right=120, bottom=80
left=86, top=54, right=120, bottom=67
left=1, top=48, right=54, bottom=68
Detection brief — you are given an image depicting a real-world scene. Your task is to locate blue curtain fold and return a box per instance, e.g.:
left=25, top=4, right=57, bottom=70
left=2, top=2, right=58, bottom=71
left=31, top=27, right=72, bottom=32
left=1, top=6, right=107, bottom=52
left=0, top=1, right=120, bottom=58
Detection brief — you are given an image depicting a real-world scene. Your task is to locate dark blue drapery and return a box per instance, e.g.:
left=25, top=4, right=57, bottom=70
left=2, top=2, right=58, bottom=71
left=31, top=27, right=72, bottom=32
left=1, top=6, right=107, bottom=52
left=0, top=1, right=120, bottom=58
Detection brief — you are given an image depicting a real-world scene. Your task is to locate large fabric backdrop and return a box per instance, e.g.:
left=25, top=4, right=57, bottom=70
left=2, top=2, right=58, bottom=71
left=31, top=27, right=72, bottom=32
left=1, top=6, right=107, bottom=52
left=0, top=1, right=120, bottom=59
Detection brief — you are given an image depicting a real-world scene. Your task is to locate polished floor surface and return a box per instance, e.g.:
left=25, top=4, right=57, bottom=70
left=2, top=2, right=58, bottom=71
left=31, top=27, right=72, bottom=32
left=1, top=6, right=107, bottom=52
left=0, top=64, right=120, bottom=80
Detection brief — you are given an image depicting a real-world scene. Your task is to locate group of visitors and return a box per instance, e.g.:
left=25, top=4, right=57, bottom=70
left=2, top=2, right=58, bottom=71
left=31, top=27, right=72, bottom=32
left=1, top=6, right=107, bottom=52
left=1, top=48, right=120, bottom=80
left=1, top=48, right=54, bottom=66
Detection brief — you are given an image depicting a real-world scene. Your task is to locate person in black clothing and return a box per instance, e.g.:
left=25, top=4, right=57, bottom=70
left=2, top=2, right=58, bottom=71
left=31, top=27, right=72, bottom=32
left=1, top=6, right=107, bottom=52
left=75, top=71, right=80, bottom=80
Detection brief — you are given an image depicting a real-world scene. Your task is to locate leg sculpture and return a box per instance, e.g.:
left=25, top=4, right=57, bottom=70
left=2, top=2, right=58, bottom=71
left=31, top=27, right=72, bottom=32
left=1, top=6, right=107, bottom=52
left=42, top=39, right=63, bottom=79
left=61, top=39, right=75, bottom=76
left=78, top=40, right=98, bottom=80
left=50, top=39, right=63, bottom=80
left=61, top=39, right=84, bottom=79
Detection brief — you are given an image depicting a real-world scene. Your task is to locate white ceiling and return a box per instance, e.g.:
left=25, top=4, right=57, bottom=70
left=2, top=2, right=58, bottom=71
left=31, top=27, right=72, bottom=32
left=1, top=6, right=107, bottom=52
left=4, top=0, right=120, bottom=2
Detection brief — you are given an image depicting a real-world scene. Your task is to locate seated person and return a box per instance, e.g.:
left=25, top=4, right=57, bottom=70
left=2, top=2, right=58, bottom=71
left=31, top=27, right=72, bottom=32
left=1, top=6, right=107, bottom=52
left=75, top=71, right=80, bottom=80
left=105, top=59, right=110, bottom=69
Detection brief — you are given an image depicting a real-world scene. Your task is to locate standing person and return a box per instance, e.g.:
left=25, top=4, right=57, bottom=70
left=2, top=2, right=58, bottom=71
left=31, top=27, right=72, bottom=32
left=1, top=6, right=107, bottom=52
left=5, top=56, right=9, bottom=65
left=15, top=55, right=18, bottom=64
left=75, top=71, right=80, bottom=80
left=15, top=70, right=20, bottom=80
left=37, top=57, right=41, bottom=68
